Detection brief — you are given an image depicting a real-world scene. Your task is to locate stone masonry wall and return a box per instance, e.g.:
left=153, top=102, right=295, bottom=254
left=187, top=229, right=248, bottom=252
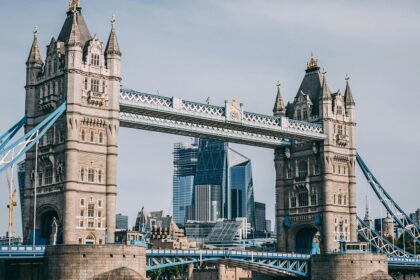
left=310, top=253, right=391, bottom=280
left=46, top=245, right=146, bottom=280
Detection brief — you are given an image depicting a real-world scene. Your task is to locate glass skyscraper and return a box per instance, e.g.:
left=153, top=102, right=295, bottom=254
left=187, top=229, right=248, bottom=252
left=173, top=139, right=255, bottom=228
left=229, top=149, right=255, bottom=229
left=173, top=141, right=199, bottom=225
left=193, top=140, right=228, bottom=222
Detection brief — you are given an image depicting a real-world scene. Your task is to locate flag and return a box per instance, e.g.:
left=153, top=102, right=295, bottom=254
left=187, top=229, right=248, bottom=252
left=205, top=96, right=210, bottom=104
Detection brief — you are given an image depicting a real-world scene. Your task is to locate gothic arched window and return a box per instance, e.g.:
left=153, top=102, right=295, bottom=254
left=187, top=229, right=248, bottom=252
left=81, top=130, right=85, bottom=141
left=90, top=131, right=94, bottom=142
left=80, top=168, right=85, bottom=181
left=84, top=78, right=88, bottom=90
left=99, top=132, right=104, bottom=144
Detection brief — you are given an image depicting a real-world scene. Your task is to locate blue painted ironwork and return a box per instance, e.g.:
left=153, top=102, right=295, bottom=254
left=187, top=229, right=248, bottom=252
left=357, top=216, right=415, bottom=258
left=0, top=117, right=26, bottom=152
left=146, top=249, right=310, bottom=277
left=119, top=88, right=325, bottom=148
left=0, top=245, right=46, bottom=259
left=357, top=153, right=420, bottom=243
left=0, top=246, right=418, bottom=273
left=388, top=257, right=420, bottom=268
left=0, top=102, right=66, bottom=174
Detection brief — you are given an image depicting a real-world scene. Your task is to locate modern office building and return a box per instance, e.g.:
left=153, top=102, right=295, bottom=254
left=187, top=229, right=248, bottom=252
left=266, top=219, right=272, bottom=233
left=173, top=139, right=256, bottom=227
left=205, top=218, right=251, bottom=248
left=115, top=213, right=129, bottom=230
left=184, top=220, right=217, bottom=247
left=173, top=141, right=199, bottom=226
left=229, top=149, right=255, bottom=229
left=254, top=202, right=267, bottom=236
left=193, top=140, right=228, bottom=221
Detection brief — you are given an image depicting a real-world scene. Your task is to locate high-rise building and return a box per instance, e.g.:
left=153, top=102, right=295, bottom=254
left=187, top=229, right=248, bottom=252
left=115, top=213, right=128, bottom=230
left=229, top=149, right=255, bottom=229
left=266, top=219, right=272, bottom=233
left=173, top=141, right=198, bottom=226
left=193, top=140, right=229, bottom=221
left=172, top=139, right=256, bottom=226
left=194, top=184, right=222, bottom=222
left=254, top=202, right=266, bottom=234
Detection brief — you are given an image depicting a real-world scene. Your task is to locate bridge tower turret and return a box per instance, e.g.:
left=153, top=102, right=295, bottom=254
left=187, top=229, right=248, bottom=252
left=275, top=55, right=357, bottom=253
left=23, top=2, right=121, bottom=245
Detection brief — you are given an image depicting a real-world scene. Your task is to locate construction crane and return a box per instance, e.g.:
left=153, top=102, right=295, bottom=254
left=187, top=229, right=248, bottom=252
left=6, top=169, right=17, bottom=244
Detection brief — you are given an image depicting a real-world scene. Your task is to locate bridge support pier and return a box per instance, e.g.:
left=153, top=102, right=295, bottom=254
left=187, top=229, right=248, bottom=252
left=310, top=254, right=391, bottom=280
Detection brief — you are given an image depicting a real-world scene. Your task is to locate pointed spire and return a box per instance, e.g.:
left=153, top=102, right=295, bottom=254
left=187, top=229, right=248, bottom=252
left=67, top=12, right=81, bottom=46
left=344, top=74, right=355, bottom=106
left=319, top=70, right=331, bottom=100
left=26, top=26, right=43, bottom=65
left=273, top=81, right=285, bottom=117
left=105, top=15, right=121, bottom=56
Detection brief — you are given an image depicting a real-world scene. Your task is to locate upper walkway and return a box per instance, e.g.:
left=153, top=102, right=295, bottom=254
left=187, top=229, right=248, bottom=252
left=119, top=88, right=325, bottom=148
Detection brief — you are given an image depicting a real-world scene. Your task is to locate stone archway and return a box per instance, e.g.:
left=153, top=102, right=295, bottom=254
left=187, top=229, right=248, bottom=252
left=295, top=226, right=320, bottom=254
left=85, top=233, right=96, bottom=245
left=39, top=209, right=59, bottom=245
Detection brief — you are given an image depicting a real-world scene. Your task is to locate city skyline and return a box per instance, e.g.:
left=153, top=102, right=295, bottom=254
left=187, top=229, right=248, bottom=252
left=1, top=0, right=420, bottom=236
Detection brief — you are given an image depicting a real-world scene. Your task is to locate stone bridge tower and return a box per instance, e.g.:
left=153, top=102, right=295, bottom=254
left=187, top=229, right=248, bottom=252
left=274, top=56, right=356, bottom=253
left=23, top=2, right=121, bottom=245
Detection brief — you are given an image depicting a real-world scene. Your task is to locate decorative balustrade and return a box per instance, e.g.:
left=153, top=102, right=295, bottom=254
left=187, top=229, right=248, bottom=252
left=120, top=88, right=172, bottom=109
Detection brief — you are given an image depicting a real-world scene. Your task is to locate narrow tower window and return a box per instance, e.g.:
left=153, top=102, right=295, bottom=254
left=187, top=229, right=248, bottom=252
left=88, top=169, right=95, bottom=182
left=98, top=170, right=102, bottom=183
left=88, top=204, right=95, bottom=217
left=91, top=79, right=99, bottom=92
left=298, top=161, right=308, bottom=178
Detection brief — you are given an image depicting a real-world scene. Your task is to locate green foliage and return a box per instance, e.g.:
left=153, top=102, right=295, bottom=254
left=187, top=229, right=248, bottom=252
left=396, top=233, right=420, bottom=255
left=147, top=264, right=188, bottom=280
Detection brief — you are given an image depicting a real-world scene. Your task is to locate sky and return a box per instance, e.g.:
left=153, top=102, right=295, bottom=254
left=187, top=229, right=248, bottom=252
left=0, top=0, right=419, bottom=236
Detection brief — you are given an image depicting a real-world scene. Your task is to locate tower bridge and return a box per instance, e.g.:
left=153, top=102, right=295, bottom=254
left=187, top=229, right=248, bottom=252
left=0, top=1, right=419, bottom=279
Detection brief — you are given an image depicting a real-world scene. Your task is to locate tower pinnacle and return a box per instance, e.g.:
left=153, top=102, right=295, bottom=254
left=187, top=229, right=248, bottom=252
left=105, top=15, right=121, bottom=56
left=344, top=74, right=355, bottom=106
left=26, top=26, right=42, bottom=65
left=273, top=81, right=285, bottom=117
left=306, top=51, right=319, bottom=72
left=68, top=0, right=81, bottom=12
